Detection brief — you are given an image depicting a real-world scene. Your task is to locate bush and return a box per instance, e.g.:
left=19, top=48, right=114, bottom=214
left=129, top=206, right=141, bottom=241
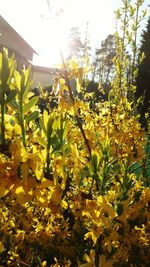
left=0, top=1, right=150, bottom=266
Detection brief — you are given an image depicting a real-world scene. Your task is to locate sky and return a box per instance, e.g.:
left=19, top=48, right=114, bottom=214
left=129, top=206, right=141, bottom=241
left=0, top=0, right=150, bottom=67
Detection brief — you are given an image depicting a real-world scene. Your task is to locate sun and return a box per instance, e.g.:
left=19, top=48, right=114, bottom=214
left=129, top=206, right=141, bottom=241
left=33, top=17, right=70, bottom=67
left=1, top=0, right=116, bottom=67
left=32, top=0, right=115, bottom=67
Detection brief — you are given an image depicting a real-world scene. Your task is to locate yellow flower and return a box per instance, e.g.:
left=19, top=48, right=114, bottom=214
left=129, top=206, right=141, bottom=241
left=41, top=261, right=47, bottom=267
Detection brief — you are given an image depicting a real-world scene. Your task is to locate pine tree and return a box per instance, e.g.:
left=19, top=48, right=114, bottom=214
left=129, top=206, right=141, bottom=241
left=136, top=16, right=150, bottom=130
left=92, top=34, right=116, bottom=85
left=67, top=27, right=84, bottom=60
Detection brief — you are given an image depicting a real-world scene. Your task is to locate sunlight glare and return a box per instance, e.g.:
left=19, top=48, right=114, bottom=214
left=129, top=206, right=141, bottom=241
left=33, top=18, right=69, bottom=67
left=1, top=0, right=116, bottom=67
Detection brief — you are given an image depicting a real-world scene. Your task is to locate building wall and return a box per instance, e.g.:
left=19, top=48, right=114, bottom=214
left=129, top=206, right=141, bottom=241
left=32, top=67, right=55, bottom=88
left=32, top=70, right=53, bottom=88
left=0, top=44, right=31, bottom=71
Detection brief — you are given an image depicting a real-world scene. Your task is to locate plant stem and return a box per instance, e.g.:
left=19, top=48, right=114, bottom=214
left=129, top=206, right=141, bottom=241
left=131, top=0, right=139, bottom=85
left=46, top=148, right=50, bottom=178
left=20, top=96, right=26, bottom=148
left=21, top=118, right=26, bottom=148
left=6, top=258, right=30, bottom=267
left=1, top=101, right=6, bottom=151
left=60, top=51, right=91, bottom=158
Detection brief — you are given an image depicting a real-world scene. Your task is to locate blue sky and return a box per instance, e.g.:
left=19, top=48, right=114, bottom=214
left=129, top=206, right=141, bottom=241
left=1, top=0, right=150, bottom=66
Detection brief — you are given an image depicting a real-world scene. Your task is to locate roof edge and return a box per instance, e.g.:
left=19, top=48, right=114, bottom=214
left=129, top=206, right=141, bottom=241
left=0, top=15, right=38, bottom=55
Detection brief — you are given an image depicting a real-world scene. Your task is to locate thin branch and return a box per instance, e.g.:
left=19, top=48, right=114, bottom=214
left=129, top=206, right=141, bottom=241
left=4, top=258, right=30, bottom=267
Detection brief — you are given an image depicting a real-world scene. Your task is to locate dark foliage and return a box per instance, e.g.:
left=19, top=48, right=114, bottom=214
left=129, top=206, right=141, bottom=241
left=136, top=17, right=150, bottom=130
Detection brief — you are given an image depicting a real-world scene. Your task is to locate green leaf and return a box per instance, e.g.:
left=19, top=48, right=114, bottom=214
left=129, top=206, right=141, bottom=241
left=91, top=150, right=100, bottom=172
left=1, top=48, right=10, bottom=84
left=14, top=70, right=21, bottom=91
left=21, top=66, right=33, bottom=99
left=16, top=113, right=22, bottom=125
left=47, top=117, right=54, bottom=149
left=7, top=53, right=16, bottom=84
left=25, top=111, right=39, bottom=123
left=20, top=74, right=26, bottom=97
left=139, top=52, right=145, bottom=63
left=129, top=5, right=135, bottom=17
left=116, top=203, right=123, bottom=216
left=52, top=116, right=61, bottom=131
left=115, top=9, right=121, bottom=19
left=48, top=117, right=54, bottom=136
left=23, top=66, right=31, bottom=86
left=11, top=99, right=20, bottom=111
left=24, top=96, right=39, bottom=113
left=36, top=136, right=47, bottom=148
left=22, top=78, right=33, bottom=100
left=39, top=117, right=47, bottom=135
left=5, top=90, right=17, bottom=104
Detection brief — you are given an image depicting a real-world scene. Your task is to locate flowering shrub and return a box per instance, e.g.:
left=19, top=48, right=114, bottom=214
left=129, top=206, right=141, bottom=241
left=0, top=47, right=149, bottom=267
left=0, top=1, right=150, bottom=266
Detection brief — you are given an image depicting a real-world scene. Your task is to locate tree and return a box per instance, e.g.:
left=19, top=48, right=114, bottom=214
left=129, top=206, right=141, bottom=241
left=82, top=22, right=91, bottom=59
left=92, top=34, right=116, bottom=85
left=67, top=27, right=84, bottom=60
left=136, top=16, right=150, bottom=129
